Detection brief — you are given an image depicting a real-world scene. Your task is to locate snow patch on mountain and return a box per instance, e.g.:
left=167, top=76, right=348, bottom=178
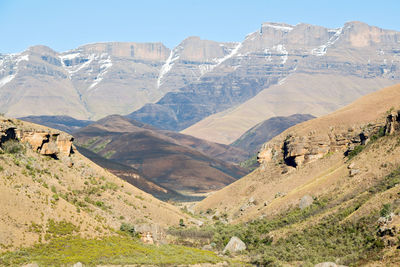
left=311, top=27, right=343, bottom=56
left=59, top=53, right=81, bottom=61
left=88, top=56, right=112, bottom=90
left=0, top=74, right=15, bottom=88
left=157, top=48, right=181, bottom=88
left=214, top=42, right=242, bottom=66
left=262, top=23, right=294, bottom=32
left=273, top=44, right=288, bottom=64
left=66, top=54, right=96, bottom=75
left=264, top=48, right=272, bottom=62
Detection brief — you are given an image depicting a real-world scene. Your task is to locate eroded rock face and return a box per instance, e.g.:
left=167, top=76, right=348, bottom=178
left=0, top=117, right=73, bottom=158
left=385, top=110, right=400, bottom=135
left=258, top=111, right=399, bottom=168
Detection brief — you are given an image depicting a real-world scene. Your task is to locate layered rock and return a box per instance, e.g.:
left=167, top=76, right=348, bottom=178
left=0, top=117, right=73, bottom=158
left=258, top=110, right=400, bottom=168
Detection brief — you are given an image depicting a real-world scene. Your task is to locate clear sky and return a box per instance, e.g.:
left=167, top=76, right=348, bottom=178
left=0, top=0, right=399, bottom=53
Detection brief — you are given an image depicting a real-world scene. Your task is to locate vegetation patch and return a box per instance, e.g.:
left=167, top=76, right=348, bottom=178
left=171, top=163, right=400, bottom=265
left=239, top=154, right=259, bottom=171
left=1, top=140, right=25, bottom=154
left=0, top=236, right=221, bottom=266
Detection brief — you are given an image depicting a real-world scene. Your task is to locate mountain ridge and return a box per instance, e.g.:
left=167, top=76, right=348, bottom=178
left=2, top=21, right=400, bottom=130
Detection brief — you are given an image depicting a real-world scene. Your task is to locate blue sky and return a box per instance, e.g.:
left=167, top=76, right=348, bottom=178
left=0, top=0, right=399, bottom=53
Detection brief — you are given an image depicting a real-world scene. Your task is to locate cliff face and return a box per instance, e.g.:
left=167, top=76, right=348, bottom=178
left=180, top=21, right=400, bottom=143
left=258, top=124, right=381, bottom=168
left=0, top=117, right=73, bottom=158
left=258, top=106, right=400, bottom=169
left=2, top=21, right=400, bottom=128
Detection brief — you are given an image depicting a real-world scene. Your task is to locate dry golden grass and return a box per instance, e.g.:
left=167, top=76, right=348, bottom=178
left=0, top=119, right=190, bottom=252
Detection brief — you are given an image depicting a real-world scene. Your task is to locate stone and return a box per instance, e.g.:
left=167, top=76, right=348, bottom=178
left=73, top=262, right=83, bottom=267
left=347, top=162, right=355, bottom=169
left=223, top=236, right=246, bottom=254
left=349, top=169, right=360, bottom=177
left=135, top=224, right=166, bottom=244
left=22, top=264, right=39, bottom=267
left=299, top=195, right=314, bottom=210
left=140, top=231, right=154, bottom=244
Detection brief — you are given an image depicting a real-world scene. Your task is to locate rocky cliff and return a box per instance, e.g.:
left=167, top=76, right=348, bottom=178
left=0, top=117, right=73, bottom=158
left=2, top=21, right=400, bottom=128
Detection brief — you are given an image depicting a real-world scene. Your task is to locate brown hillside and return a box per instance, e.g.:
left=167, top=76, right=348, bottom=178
left=195, top=83, right=400, bottom=222
left=183, top=74, right=396, bottom=144
left=73, top=115, right=248, bottom=195
left=0, top=117, right=189, bottom=252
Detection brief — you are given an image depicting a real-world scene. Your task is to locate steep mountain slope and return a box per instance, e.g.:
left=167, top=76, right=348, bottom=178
left=196, top=83, right=400, bottom=220
left=73, top=115, right=248, bottom=195
left=75, top=146, right=188, bottom=201
left=191, top=83, right=400, bottom=265
left=181, top=22, right=400, bottom=143
left=2, top=22, right=399, bottom=127
left=231, top=113, right=315, bottom=154
left=183, top=73, right=396, bottom=144
left=20, top=115, right=93, bottom=133
left=0, top=38, right=236, bottom=120
left=0, top=116, right=189, bottom=252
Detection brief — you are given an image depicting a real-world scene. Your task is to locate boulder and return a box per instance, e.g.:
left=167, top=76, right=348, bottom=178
left=223, top=236, right=246, bottom=253
left=299, top=195, right=314, bottom=210
left=349, top=169, right=360, bottom=177
left=73, top=263, right=83, bottom=267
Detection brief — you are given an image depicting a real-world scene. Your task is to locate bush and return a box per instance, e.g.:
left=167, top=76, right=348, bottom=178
left=380, top=203, right=392, bottom=217
left=1, top=139, right=25, bottom=154
left=120, top=223, right=136, bottom=237
left=347, top=145, right=364, bottom=160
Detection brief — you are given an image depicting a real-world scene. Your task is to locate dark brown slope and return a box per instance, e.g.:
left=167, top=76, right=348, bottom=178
left=75, top=146, right=198, bottom=201
left=231, top=114, right=315, bottom=154
left=20, top=115, right=93, bottom=133
left=73, top=115, right=248, bottom=194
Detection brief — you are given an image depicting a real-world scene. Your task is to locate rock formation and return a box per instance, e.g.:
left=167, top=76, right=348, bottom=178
left=258, top=110, right=400, bottom=169
left=0, top=117, right=73, bottom=158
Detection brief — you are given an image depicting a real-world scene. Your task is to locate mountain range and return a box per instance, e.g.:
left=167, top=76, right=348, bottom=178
left=2, top=21, right=400, bottom=146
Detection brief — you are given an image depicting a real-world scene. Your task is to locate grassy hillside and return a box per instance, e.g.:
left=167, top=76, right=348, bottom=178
left=183, top=84, right=400, bottom=265
left=0, top=117, right=228, bottom=265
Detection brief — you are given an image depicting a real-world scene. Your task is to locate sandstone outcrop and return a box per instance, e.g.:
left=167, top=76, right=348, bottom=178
left=0, top=117, right=73, bottom=158
left=258, top=111, right=399, bottom=168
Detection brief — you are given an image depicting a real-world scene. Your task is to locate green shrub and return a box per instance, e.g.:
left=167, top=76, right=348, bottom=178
left=380, top=203, right=392, bottom=217
left=2, top=140, right=25, bottom=154
left=119, top=223, right=137, bottom=237
left=0, top=236, right=221, bottom=266
left=347, top=145, right=364, bottom=160
left=46, top=219, right=78, bottom=238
